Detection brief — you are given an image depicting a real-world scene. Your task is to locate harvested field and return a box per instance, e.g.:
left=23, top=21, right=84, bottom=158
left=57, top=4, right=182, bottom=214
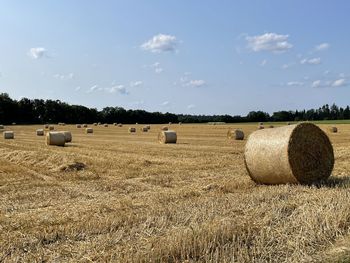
left=0, top=123, right=350, bottom=262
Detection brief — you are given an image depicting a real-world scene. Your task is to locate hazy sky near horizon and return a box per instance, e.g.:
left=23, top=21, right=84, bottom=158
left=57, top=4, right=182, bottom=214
left=0, top=1, right=349, bottom=115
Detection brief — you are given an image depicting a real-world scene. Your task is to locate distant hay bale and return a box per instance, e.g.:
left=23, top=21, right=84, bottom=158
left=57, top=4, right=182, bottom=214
left=36, top=129, right=44, bottom=136
left=141, top=126, right=148, bottom=132
left=62, top=131, right=72, bottom=143
left=259, top=122, right=263, bottom=125
left=118, top=123, right=123, bottom=127
left=98, top=122, right=101, bottom=125
left=44, top=124, right=49, bottom=129
left=331, top=126, right=338, bottom=133
left=179, top=122, right=182, bottom=125
left=146, top=125, right=151, bottom=130
left=49, top=125, right=55, bottom=131
left=113, top=123, right=117, bottom=126
left=76, top=124, right=82, bottom=128
left=227, top=129, right=244, bottom=140
left=3, top=131, right=14, bottom=139
left=104, top=124, right=108, bottom=127
left=46, top=132, right=65, bottom=146
left=161, top=126, right=169, bottom=131
left=86, top=128, right=93, bottom=134
left=244, top=123, right=334, bottom=185
left=169, top=122, right=172, bottom=125
left=93, top=123, right=98, bottom=126
left=269, top=125, right=274, bottom=128
left=158, top=130, right=177, bottom=144
left=129, top=127, right=136, bottom=133
left=83, top=124, right=88, bottom=128
left=136, top=122, right=138, bottom=125
left=12, top=122, right=16, bottom=125
left=258, top=125, right=264, bottom=130
left=0, top=125, right=4, bottom=129
left=287, top=122, right=291, bottom=125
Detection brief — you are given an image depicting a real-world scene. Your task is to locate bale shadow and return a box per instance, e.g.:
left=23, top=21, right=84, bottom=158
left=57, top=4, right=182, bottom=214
left=311, top=176, right=350, bottom=188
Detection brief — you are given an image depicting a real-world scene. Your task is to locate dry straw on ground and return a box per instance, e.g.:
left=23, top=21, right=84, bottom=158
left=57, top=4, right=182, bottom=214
left=86, top=128, right=93, bottom=134
left=244, top=123, right=334, bottom=184
left=36, top=129, right=44, bottom=136
left=3, top=131, right=14, bottom=139
left=227, top=129, right=244, bottom=140
left=46, top=131, right=65, bottom=146
left=158, top=130, right=177, bottom=144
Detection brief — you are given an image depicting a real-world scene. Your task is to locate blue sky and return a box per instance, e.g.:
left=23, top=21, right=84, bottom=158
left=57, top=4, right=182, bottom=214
left=0, top=1, right=349, bottom=115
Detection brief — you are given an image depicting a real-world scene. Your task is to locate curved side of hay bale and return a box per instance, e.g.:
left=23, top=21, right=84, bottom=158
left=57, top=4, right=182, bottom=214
left=227, top=129, right=244, bottom=140
left=331, top=126, right=338, bottom=133
left=62, top=131, right=72, bottom=143
left=3, top=131, right=14, bottom=139
left=46, top=132, right=65, bottom=146
left=86, top=128, right=93, bottom=134
left=36, top=129, right=44, bottom=136
left=158, top=130, right=177, bottom=144
left=244, top=123, right=334, bottom=185
left=129, top=127, right=136, bottom=133
left=161, top=126, right=169, bottom=131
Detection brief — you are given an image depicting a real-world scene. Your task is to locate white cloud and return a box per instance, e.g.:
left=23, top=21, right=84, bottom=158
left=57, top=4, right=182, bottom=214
left=287, top=81, right=304, bottom=86
left=53, top=73, right=74, bottom=80
left=88, top=85, right=101, bottom=93
left=315, top=43, right=330, bottom=51
left=130, top=81, right=143, bottom=87
left=108, top=85, right=128, bottom=95
left=161, top=101, right=170, bottom=106
left=332, top=78, right=347, bottom=87
left=282, top=64, right=290, bottom=69
left=155, top=67, right=164, bottom=74
left=300, top=57, right=321, bottom=65
left=311, top=80, right=321, bottom=88
left=187, top=104, right=195, bottom=109
left=260, top=59, right=267, bottom=66
left=141, top=34, right=178, bottom=53
left=186, top=79, right=206, bottom=88
left=246, top=33, right=293, bottom=53
left=28, top=47, right=47, bottom=59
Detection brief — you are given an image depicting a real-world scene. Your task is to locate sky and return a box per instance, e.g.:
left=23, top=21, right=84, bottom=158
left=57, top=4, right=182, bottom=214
left=0, top=0, right=349, bottom=115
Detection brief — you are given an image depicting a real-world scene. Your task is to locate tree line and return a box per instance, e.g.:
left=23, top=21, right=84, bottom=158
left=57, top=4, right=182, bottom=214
left=0, top=93, right=349, bottom=124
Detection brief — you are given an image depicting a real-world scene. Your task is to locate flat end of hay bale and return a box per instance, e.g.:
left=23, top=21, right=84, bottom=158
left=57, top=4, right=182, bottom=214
left=158, top=130, right=177, bottom=144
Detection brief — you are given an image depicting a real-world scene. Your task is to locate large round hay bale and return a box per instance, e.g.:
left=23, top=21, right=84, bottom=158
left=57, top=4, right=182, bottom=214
left=330, top=126, right=338, bottom=133
left=86, top=128, right=93, bottom=134
left=3, top=131, right=14, bottom=139
left=141, top=126, right=148, bottom=132
left=62, top=131, right=72, bottom=143
left=44, top=124, right=49, bottom=129
left=46, top=132, right=65, bottom=146
left=0, top=125, right=4, bottom=129
left=36, top=129, right=44, bottom=136
left=158, top=130, right=177, bottom=144
left=227, top=129, right=244, bottom=140
left=129, top=127, right=136, bottom=133
left=244, top=123, right=334, bottom=185
left=76, top=124, right=82, bottom=128
left=49, top=125, right=55, bottom=131
left=161, top=126, right=169, bottom=131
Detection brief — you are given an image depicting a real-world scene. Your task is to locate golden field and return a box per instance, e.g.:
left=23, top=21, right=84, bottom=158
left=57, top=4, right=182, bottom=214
left=1, top=123, right=350, bottom=262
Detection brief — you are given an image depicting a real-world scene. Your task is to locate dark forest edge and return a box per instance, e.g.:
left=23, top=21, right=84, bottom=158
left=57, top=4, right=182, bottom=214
left=1, top=93, right=350, bottom=124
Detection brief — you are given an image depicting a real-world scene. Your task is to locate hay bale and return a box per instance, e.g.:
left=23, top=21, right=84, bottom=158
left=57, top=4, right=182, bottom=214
left=141, top=126, right=148, bottom=132
left=287, top=122, right=291, bottom=125
left=331, top=126, right=338, bottom=133
left=46, top=132, right=65, bottom=146
left=179, top=122, right=182, bottom=125
left=36, top=129, right=44, bottom=136
left=93, top=123, right=98, bottom=126
left=76, top=124, right=82, bottom=128
left=258, top=125, right=264, bottom=130
left=83, top=124, right=88, bottom=128
left=269, top=125, right=274, bottom=128
left=98, top=122, right=101, bottom=125
left=244, top=123, right=334, bottom=184
left=62, top=131, right=72, bottom=143
left=86, top=128, right=93, bottom=134
left=161, top=126, right=169, bottom=131
left=169, top=122, right=172, bottom=125
left=0, top=125, right=4, bottom=129
left=158, top=130, right=177, bottom=144
left=129, top=127, right=136, bottom=133
left=49, top=125, right=55, bottom=131
left=44, top=124, right=49, bottom=129
left=3, top=131, right=14, bottom=139
left=118, top=123, right=123, bottom=127
left=104, top=124, right=108, bottom=127
left=146, top=125, right=151, bottom=130
left=12, top=122, right=16, bottom=125
left=227, top=129, right=244, bottom=140
left=259, top=122, right=263, bottom=125
left=113, top=123, right=117, bottom=126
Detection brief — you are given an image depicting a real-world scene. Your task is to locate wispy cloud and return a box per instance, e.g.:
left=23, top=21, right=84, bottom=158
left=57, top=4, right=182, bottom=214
left=161, top=101, right=170, bottom=106
left=260, top=59, right=267, bottom=66
left=141, top=34, right=178, bottom=53
left=300, top=57, right=321, bottom=65
left=28, top=47, right=47, bottom=59
left=315, top=43, right=330, bottom=51
left=107, top=85, right=128, bottom=94
left=53, top=73, right=74, bottom=80
left=187, top=104, right=195, bottom=109
left=246, top=33, right=293, bottom=53
left=130, top=81, right=143, bottom=87
left=311, top=80, right=322, bottom=88
left=287, top=81, right=304, bottom=86
left=332, top=78, right=347, bottom=87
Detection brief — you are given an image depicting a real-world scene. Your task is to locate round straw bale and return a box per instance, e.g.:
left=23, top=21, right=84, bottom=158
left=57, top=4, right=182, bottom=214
left=269, top=125, right=274, bottom=128
left=86, top=128, right=93, bottom=134
left=36, top=129, right=44, bottom=136
left=76, top=124, right=82, bottom=128
left=129, top=127, right=136, bottom=133
left=227, top=129, right=244, bottom=140
left=93, top=123, right=97, bottom=126
left=169, top=122, right=172, bottom=125
left=3, top=131, right=14, bottom=139
left=98, top=122, right=101, bottom=125
left=258, top=125, right=264, bottom=130
left=62, top=131, right=72, bottom=143
left=161, top=126, right=169, bottom=131
left=83, top=124, right=88, bottom=128
left=12, top=122, right=16, bottom=125
left=44, top=124, right=49, bottom=129
left=113, top=123, right=117, bottom=126
left=259, top=122, right=263, bottom=125
left=46, top=132, right=65, bottom=146
left=49, top=125, right=55, bottom=131
left=141, top=126, right=148, bottom=132
left=158, top=130, right=177, bottom=144
left=244, top=123, right=334, bottom=185
left=179, top=122, right=182, bottom=125
left=287, top=122, right=291, bottom=125
left=146, top=125, right=151, bottom=130
left=330, top=126, right=338, bottom=133
left=118, top=123, right=123, bottom=127
left=136, top=122, right=138, bottom=125
left=104, top=124, right=108, bottom=127
left=0, top=125, right=4, bottom=129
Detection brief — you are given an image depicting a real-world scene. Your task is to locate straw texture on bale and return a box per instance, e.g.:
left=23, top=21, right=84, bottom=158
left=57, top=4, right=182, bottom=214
left=62, top=131, right=72, bottom=143
left=4, top=131, right=14, bottom=139
left=158, top=130, right=177, bottom=144
left=161, top=126, right=169, bottom=131
left=49, top=126, right=54, bottom=131
left=46, top=132, right=65, bottom=147
left=331, top=126, right=338, bottom=133
left=141, top=127, right=148, bottom=132
left=227, top=129, right=244, bottom=140
left=129, top=127, right=136, bottom=133
left=0, top=125, right=4, bottom=129
left=244, top=123, right=334, bottom=185
left=86, top=128, right=93, bottom=134
left=36, top=129, right=44, bottom=136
